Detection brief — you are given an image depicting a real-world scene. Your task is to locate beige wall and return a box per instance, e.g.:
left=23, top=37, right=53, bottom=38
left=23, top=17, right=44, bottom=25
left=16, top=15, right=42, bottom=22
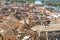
left=0, top=37, right=2, bottom=40
left=3, top=36, right=16, bottom=40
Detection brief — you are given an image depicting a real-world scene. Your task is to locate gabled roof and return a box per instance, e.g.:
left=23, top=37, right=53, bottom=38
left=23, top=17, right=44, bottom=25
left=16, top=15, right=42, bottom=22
left=4, top=29, right=18, bottom=36
left=0, top=24, right=9, bottom=30
left=6, top=19, right=19, bottom=29
left=6, top=19, right=17, bottom=26
left=0, top=23, right=10, bottom=36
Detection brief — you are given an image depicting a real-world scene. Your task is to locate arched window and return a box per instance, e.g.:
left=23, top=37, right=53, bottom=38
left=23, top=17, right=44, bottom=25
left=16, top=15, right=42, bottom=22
left=8, top=39, right=10, bottom=40
left=0, top=34, right=2, bottom=37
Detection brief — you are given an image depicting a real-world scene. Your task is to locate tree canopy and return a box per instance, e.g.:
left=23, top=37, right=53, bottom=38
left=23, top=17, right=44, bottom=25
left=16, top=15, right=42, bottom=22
left=4, top=0, right=60, bottom=6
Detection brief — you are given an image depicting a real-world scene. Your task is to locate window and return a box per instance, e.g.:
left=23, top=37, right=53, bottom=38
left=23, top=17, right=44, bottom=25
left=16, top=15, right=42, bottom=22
left=8, top=39, right=10, bottom=40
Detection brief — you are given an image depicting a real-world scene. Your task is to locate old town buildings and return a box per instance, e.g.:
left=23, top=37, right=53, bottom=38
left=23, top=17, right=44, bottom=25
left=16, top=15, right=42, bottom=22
left=0, top=1, right=60, bottom=40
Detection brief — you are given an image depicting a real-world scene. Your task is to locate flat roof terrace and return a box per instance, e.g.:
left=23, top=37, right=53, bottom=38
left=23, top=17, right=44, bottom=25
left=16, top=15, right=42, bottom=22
left=31, top=24, right=60, bottom=32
